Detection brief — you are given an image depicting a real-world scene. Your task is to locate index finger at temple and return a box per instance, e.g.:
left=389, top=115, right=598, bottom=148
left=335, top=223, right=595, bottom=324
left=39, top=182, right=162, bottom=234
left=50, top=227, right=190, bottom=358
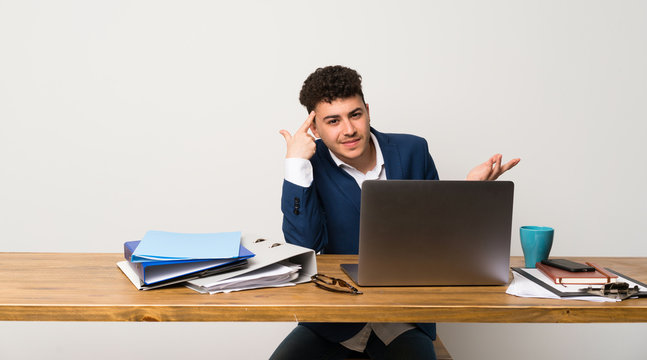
left=298, top=111, right=315, bottom=133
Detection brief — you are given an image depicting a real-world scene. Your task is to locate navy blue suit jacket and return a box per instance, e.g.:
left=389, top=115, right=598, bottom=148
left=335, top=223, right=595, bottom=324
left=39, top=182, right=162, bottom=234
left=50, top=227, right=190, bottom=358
left=281, top=128, right=439, bottom=343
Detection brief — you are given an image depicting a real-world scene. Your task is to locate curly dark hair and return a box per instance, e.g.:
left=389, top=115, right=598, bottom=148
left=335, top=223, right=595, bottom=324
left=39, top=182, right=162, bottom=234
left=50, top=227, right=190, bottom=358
left=299, top=65, right=365, bottom=113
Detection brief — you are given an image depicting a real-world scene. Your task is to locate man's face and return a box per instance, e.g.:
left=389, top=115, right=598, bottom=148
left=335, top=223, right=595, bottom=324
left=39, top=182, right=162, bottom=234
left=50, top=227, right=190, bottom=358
left=310, top=94, right=372, bottom=167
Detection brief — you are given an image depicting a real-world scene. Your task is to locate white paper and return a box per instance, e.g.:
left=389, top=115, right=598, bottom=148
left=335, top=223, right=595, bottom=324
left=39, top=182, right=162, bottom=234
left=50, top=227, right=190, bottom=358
left=187, top=236, right=316, bottom=288
left=186, top=261, right=302, bottom=294
left=187, top=277, right=298, bottom=294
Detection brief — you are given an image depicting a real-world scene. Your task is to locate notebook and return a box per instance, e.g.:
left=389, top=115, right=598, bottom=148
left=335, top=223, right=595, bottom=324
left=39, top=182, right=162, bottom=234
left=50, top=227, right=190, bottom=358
left=341, top=180, right=514, bottom=286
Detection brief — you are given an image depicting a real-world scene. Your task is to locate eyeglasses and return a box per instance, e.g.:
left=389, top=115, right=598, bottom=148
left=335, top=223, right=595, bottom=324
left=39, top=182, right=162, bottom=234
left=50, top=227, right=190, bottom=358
left=311, top=273, right=363, bottom=295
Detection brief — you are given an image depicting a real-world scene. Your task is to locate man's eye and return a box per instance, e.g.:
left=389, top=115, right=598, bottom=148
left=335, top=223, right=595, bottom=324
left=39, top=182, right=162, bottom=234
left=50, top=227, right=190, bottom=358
left=351, top=112, right=361, bottom=119
left=327, top=119, right=338, bottom=125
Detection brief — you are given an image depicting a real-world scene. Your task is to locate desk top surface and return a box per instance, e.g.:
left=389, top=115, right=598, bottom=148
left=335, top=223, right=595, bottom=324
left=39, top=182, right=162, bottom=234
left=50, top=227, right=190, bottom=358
left=1, top=253, right=646, bottom=322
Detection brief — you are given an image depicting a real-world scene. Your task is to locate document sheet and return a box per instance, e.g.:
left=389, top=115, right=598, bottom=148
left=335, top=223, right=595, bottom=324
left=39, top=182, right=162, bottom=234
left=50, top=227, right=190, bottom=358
left=186, top=261, right=302, bottom=294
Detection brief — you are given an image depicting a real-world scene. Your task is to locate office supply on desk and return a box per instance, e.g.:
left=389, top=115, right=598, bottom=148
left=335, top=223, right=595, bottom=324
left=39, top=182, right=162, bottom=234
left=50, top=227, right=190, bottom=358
left=581, top=282, right=643, bottom=300
left=536, top=261, right=617, bottom=285
left=520, top=226, right=554, bottom=268
left=541, top=258, right=594, bottom=272
left=187, top=261, right=302, bottom=294
left=131, top=230, right=242, bottom=262
left=117, top=259, right=248, bottom=290
left=187, top=236, right=316, bottom=293
left=341, top=180, right=514, bottom=286
left=119, top=240, right=254, bottom=287
left=506, top=270, right=617, bottom=302
left=509, top=267, right=647, bottom=301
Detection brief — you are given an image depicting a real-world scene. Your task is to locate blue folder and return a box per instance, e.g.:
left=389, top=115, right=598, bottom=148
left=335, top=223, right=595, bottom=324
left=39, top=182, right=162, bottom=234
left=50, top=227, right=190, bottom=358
left=124, top=241, right=254, bottom=286
left=131, top=230, right=242, bottom=262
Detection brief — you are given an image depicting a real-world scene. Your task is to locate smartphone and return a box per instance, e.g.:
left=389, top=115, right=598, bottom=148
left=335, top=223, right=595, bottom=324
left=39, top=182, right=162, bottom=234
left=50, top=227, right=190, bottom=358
left=541, top=259, right=595, bottom=272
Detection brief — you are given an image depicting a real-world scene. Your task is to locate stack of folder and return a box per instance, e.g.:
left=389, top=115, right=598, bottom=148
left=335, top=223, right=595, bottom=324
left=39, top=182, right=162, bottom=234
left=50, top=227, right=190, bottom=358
left=117, top=230, right=254, bottom=290
left=185, top=236, right=318, bottom=294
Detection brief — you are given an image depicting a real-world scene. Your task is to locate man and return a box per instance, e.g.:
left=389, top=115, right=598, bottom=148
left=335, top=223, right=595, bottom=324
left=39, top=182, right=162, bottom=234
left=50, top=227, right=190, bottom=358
left=271, top=66, right=519, bottom=360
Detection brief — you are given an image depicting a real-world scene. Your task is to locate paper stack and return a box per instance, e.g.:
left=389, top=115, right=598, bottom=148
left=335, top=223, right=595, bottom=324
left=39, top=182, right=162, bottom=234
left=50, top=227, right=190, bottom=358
left=187, top=261, right=302, bottom=294
left=507, top=267, right=647, bottom=302
left=117, top=230, right=254, bottom=290
left=185, top=236, right=318, bottom=294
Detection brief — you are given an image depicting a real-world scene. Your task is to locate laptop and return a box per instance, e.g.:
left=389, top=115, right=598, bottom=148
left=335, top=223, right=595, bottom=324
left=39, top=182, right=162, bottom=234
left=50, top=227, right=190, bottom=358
left=341, top=180, right=514, bottom=286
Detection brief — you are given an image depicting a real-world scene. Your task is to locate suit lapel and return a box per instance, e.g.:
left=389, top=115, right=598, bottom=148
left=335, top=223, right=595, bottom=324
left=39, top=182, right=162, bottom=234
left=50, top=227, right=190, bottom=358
left=373, top=129, right=404, bottom=180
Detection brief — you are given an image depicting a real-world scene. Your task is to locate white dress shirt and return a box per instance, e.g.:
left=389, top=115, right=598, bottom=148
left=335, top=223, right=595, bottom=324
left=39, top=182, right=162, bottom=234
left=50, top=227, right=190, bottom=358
left=284, top=133, right=415, bottom=351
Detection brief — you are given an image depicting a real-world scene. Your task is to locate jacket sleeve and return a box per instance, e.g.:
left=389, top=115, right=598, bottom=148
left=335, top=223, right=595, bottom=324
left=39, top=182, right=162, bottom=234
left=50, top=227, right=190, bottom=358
left=422, top=138, right=440, bottom=180
left=281, top=180, right=328, bottom=253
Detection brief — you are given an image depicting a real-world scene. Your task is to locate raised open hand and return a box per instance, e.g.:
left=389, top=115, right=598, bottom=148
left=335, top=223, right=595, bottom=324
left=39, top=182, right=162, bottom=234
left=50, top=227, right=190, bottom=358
left=466, top=154, right=520, bottom=181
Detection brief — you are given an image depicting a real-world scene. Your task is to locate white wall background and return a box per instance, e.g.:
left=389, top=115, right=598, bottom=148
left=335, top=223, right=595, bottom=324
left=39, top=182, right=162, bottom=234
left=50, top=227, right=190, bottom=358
left=1, top=0, right=645, bottom=359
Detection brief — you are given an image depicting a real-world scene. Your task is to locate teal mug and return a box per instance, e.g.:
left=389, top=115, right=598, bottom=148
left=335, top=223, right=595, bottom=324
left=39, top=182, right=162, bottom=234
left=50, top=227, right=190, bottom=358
left=520, top=226, right=554, bottom=268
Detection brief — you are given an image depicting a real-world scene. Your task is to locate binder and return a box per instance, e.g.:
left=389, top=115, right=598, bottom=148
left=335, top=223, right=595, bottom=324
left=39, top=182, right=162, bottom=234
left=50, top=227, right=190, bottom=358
left=117, top=259, right=249, bottom=290
left=118, top=240, right=254, bottom=289
left=186, top=235, right=317, bottom=291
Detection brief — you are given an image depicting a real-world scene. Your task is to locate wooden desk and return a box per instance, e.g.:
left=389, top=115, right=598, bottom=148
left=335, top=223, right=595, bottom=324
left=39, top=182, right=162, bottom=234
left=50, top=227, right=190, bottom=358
left=1, top=253, right=646, bottom=323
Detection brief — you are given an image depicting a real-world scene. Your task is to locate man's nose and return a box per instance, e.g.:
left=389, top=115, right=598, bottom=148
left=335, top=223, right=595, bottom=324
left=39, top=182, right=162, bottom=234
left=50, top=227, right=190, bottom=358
left=341, top=119, right=356, bottom=135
